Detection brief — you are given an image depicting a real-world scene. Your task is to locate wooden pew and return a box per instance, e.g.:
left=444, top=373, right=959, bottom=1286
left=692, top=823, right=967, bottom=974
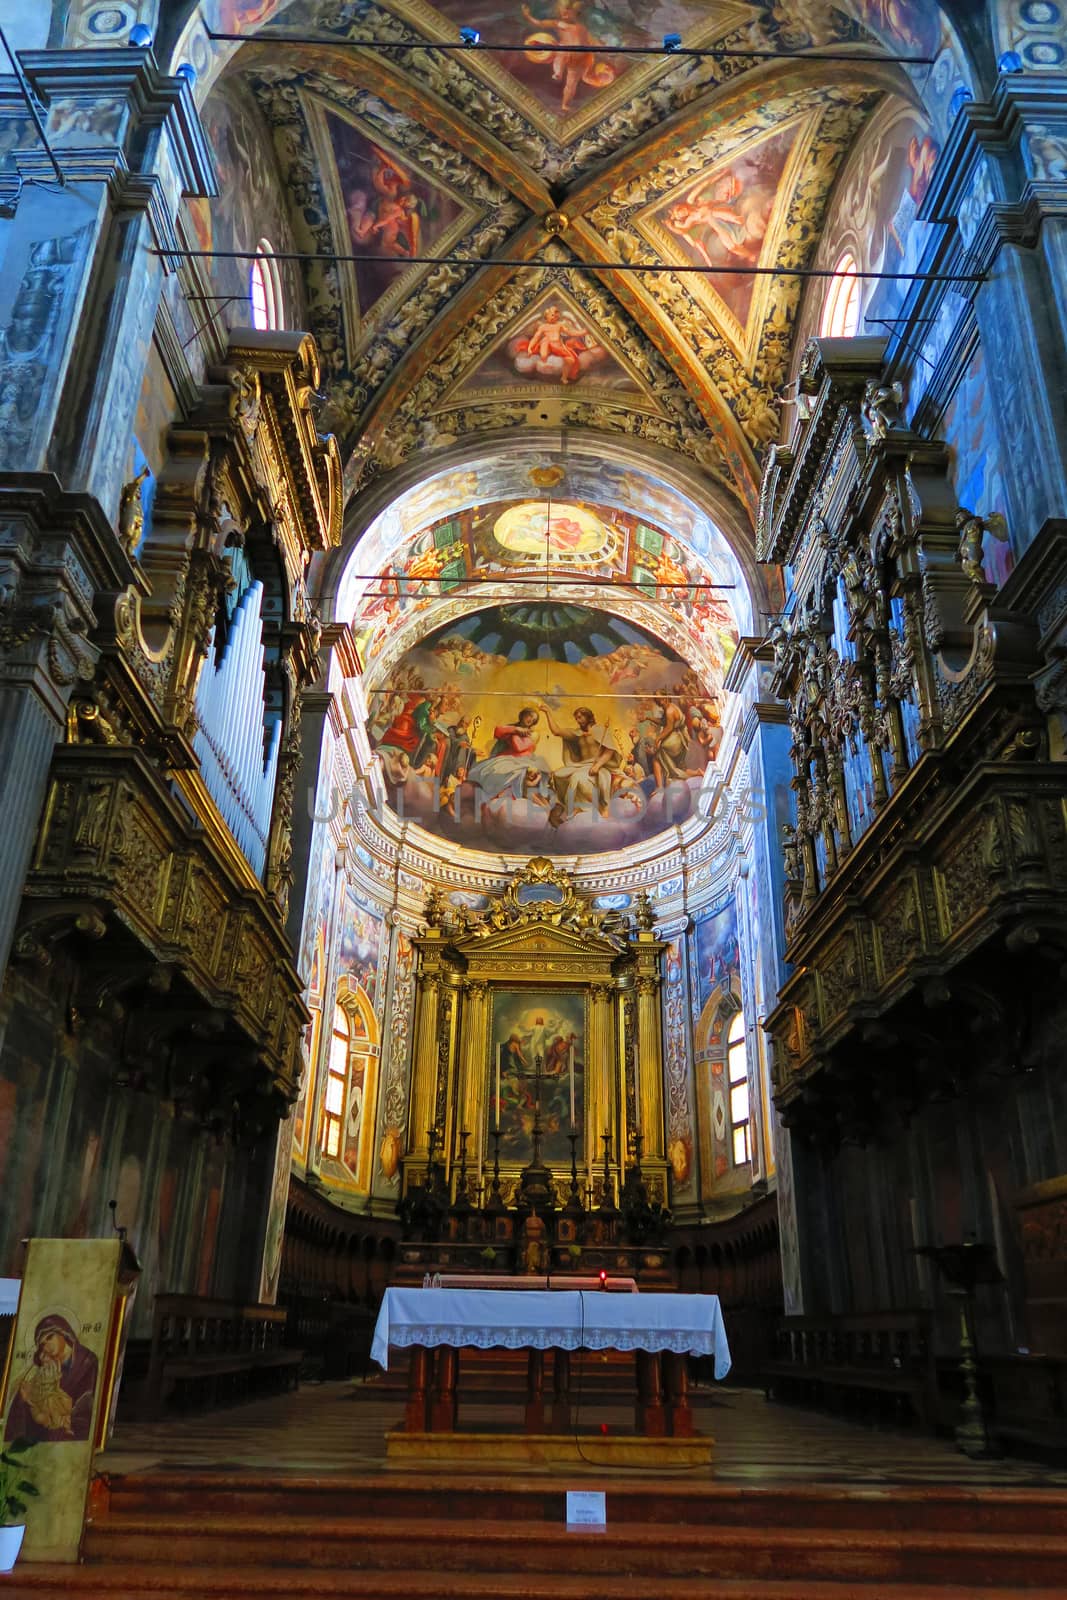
left=765, top=1311, right=937, bottom=1430
left=144, top=1294, right=302, bottom=1419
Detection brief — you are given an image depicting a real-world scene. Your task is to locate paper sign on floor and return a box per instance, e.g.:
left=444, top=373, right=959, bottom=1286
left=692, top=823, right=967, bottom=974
left=566, top=1491, right=607, bottom=1529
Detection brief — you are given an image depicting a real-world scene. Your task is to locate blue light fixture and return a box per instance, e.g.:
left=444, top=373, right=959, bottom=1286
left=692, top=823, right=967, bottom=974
left=176, top=62, right=197, bottom=87
left=997, top=50, right=1023, bottom=73
left=663, top=32, right=682, bottom=50
left=949, top=84, right=974, bottom=119
left=129, top=23, right=154, bottom=48
left=459, top=27, right=480, bottom=46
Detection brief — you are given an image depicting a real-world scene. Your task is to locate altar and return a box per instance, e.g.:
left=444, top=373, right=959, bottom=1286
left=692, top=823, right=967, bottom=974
left=373, top=1286, right=730, bottom=1470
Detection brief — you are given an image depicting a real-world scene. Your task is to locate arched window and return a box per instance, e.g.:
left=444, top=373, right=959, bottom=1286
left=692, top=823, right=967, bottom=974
left=321, top=1004, right=349, bottom=1159
left=250, top=241, right=283, bottom=331
left=820, top=253, right=861, bottom=339
left=727, top=1009, right=750, bottom=1166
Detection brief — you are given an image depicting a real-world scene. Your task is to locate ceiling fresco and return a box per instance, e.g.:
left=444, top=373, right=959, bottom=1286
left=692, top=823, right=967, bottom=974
left=635, top=112, right=810, bottom=353
left=315, top=100, right=475, bottom=331
left=443, top=286, right=655, bottom=412
left=387, top=0, right=755, bottom=138
left=365, top=600, right=733, bottom=855
left=344, top=488, right=741, bottom=694
left=192, top=0, right=971, bottom=527
left=169, top=0, right=976, bottom=863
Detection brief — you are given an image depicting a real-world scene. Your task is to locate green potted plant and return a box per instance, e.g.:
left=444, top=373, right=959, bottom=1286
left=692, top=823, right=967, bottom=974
left=567, top=1244, right=582, bottom=1267
left=0, top=1438, right=38, bottom=1572
left=480, top=1246, right=498, bottom=1267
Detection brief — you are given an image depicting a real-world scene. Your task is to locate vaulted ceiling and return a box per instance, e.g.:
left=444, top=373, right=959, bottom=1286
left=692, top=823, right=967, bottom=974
left=196, top=0, right=959, bottom=529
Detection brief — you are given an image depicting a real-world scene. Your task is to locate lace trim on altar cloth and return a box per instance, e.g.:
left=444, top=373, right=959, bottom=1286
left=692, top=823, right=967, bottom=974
left=385, top=1326, right=718, bottom=1356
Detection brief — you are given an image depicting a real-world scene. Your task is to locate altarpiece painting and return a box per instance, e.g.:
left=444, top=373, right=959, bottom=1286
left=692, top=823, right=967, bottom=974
left=489, top=988, right=586, bottom=1165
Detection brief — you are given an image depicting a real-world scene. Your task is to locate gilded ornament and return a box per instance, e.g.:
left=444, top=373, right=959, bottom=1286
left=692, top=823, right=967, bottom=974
left=860, top=380, right=903, bottom=446
left=955, top=507, right=1008, bottom=587
left=118, top=465, right=150, bottom=559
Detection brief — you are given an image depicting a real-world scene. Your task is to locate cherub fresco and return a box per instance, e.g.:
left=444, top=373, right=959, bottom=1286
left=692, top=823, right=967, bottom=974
left=653, top=126, right=798, bottom=325
left=665, top=172, right=769, bottom=268
left=432, top=0, right=710, bottom=119
left=522, top=0, right=619, bottom=113
left=346, top=148, right=422, bottom=260
left=325, top=114, right=463, bottom=317
left=508, top=303, right=608, bottom=384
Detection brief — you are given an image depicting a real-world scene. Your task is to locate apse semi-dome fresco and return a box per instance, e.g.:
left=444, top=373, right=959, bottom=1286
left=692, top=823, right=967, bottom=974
left=366, top=601, right=730, bottom=854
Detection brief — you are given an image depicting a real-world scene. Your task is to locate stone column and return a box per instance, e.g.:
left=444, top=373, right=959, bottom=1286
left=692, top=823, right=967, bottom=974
left=921, top=76, right=1067, bottom=554
left=730, top=635, right=806, bottom=1310
left=283, top=687, right=335, bottom=954
left=3, top=49, right=217, bottom=518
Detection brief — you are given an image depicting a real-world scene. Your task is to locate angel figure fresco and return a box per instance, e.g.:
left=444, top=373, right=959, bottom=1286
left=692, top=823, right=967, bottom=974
left=852, top=0, right=940, bottom=55
left=346, top=147, right=422, bottom=259
left=664, top=170, right=771, bottom=270
left=508, top=304, right=607, bottom=385
left=522, top=0, right=621, bottom=113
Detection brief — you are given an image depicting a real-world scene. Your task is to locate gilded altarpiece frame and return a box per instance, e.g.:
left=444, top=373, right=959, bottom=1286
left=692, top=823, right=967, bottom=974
left=401, top=860, right=669, bottom=1207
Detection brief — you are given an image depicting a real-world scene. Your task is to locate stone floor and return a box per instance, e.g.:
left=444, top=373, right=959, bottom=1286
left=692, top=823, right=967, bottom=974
left=98, top=1380, right=1067, bottom=1487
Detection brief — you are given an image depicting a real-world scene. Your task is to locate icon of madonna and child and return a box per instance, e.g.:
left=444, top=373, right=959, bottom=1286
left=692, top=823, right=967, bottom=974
left=367, top=648, right=724, bottom=854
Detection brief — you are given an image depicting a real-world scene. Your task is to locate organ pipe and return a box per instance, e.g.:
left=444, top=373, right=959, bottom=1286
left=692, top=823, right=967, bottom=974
left=192, top=580, right=282, bottom=878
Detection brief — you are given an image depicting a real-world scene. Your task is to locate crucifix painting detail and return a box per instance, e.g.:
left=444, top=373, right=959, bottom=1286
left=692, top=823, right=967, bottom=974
left=489, top=989, right=585, bottom=1165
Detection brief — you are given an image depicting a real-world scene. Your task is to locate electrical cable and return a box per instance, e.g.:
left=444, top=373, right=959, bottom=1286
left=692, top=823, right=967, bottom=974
left=204, top=28, right=939, bottom=67
left=0, top=25, right=66, bottom=188
left=567, top=1286, right=717, bottom=1475
left=154, top=246, right=983, bottom=286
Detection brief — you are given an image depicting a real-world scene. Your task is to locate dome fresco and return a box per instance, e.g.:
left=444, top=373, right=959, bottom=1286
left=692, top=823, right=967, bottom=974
left=365, top=601, right=732, bottom=855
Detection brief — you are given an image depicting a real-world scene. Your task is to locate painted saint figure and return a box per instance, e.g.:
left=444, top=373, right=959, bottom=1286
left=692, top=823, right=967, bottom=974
left=469, top=707, right=551, bottom=801
left=537, top=704, right=622, bottom=822
left=5, top=1313, right=99, bottom=1443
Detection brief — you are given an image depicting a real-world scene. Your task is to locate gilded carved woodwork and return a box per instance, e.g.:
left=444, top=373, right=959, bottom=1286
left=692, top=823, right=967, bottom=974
left=760, top=338, right=1067, bottom=1142
left=14, top=331, right=342, bottom=1138
left=401, top=858, right=669, bottom=1205
left=18, top=745, right=307, bottom=1125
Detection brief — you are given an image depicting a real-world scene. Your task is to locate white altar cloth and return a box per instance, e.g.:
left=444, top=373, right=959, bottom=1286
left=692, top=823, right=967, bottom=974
left=371, top=1287, right=731, bottom=1380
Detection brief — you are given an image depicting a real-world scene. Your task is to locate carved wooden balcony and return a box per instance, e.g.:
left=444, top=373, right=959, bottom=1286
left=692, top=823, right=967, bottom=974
left=759, top=339, right=1067, bottom=1143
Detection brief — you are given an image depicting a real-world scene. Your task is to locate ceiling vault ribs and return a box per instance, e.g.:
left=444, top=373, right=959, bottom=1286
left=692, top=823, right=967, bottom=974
left=205, top=5, right=936, bottom=523
left=235, top=38, right=552, bottom=208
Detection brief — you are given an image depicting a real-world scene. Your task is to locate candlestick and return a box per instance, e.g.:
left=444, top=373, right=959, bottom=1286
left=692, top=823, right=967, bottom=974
left=495, top=1042, right=501, bottom=1133
left=568, top=1040, right=575, bottom=1128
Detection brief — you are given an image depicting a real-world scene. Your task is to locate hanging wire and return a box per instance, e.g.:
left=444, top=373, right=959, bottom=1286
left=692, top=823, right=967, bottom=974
left=0, top=25, right=66, bottom=187
left=203, top=28, right=939, bottom=67
left=154, top=246, right=983, bottom=286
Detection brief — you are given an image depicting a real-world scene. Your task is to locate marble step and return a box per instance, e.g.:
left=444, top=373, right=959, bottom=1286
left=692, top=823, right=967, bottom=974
left=80, top=1515, right=1067, bottom=1586
left=6, top=1568, right=1067, bottom=1600
left=102, top=1473, right=1067, bottom=1535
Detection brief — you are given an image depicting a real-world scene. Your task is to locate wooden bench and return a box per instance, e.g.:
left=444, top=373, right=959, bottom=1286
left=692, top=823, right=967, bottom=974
left=765, top=1311, right=937, bottom=1430
left=145, top=1294, right=302, bottom=1419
